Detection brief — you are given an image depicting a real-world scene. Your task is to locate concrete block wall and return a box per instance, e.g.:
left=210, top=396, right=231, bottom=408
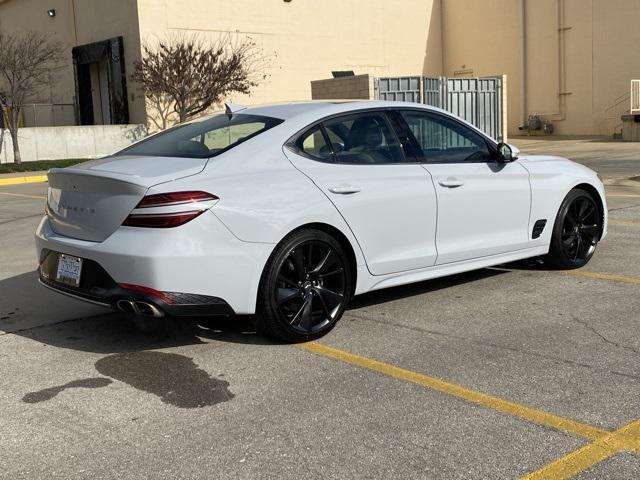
left=0, top=124, right=148, bottom=163
left=311, top=74, right=374, bottom=100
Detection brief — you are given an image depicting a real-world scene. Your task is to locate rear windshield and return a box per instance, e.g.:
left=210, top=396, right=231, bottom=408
left=115, top=114, right=284, bottom=159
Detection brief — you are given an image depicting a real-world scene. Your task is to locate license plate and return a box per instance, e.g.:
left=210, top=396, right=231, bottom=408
left=56, top=254, right=83, bottom=287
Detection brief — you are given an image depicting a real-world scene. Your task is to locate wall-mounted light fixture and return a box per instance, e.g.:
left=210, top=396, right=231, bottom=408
left=47, top=9, right=56, bottom=17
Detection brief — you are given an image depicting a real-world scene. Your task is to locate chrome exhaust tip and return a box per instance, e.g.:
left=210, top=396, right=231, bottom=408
left=133, top=301, right=164, bottom=318
left=116, top=299, right=136, bottom=314
left=116, top=299, right=164, bottom=318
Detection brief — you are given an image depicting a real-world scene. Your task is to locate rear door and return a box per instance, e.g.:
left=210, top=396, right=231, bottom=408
left=396, top=109, right=531, bottom=265
left=284, top=110, right=438, bottom=276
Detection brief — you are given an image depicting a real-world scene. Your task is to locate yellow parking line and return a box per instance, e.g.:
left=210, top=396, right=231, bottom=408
left=606, top=194, right=640, bottom=198
left=0, top=175, right=48, bottom=187
left=300, top=342, right=640, bottom=479
left=609, top=219, right=640, bottom=227
left=521, top=419, right=640, bottom=480
left=298, top=342, right=609, bottom=441
left=0, top=191, right=47, bottom=200
left=562, top=270, right=640, bottom=285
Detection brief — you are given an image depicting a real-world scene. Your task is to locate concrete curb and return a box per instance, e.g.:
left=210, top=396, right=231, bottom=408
left=0, top=174, right=48, bottom=187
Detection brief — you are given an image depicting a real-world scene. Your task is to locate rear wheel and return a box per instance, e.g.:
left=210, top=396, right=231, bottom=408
left=257, top=229, right=351, bottom=342
left=547, top=189, right=601, bottom=269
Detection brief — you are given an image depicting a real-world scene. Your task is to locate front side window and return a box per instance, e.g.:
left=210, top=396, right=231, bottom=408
left=115, top=114, right=283, bottom=159
left=399, top=110, right=492, bottom=163
left=322, top=112, right=405, bottom=164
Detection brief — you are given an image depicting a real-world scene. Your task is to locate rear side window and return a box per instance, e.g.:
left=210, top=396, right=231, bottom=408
left=323, top=112, right=405, bottom=164
left=297, top=126, right=332, bottom=161
left=115, top=114, right=283, bottom=159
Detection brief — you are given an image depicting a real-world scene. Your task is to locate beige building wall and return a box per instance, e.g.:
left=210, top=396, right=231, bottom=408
left=442, top=0, right=524, bottom=136
left=3, top=0, right=638, bottom=136
left=1, top=0, right=443, bottom=128
left=442, top=0, right=640, bottom=136
left=0, top=0, right=77, bottom=108
left=0, top=0, right=145, bottom=124
left=71, top=0, right=145, bottom=123
left=135, top=0, right=443, bottom=107
left=592, top=0, right=640, bottom=135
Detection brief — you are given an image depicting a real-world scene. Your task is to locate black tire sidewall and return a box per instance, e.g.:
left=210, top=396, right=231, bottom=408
left=548, top=189, right=600, bottom=269
left=257, top=229, right=352, bottom=342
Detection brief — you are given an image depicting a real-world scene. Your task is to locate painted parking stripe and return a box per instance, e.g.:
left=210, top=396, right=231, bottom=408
left=562, top=270, right=640, bottom=285
left=493, top=266, right=640, bottom=286
left=298, top=342, right=609, bottom=441
left=0, top=191, right=47, bottom=200
left=0, top=175, right=48, bottom=187
left=300, top=342, right=640, bottom=479
left=520, top=419, right=640, bottom=480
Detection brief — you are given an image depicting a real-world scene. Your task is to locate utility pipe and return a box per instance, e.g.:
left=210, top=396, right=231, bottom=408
left=530, top=0, right=568, bottom=121
left=520, top=0, right=527, bottom=127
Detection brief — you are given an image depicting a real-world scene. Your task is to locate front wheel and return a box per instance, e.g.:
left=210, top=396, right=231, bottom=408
left=547, top=188, right=601, bottom=269
left=257, top=229, right=351, bottom=342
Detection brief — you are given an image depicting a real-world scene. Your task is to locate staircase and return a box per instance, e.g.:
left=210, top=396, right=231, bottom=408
left=604, top=91, right=630, bottom=139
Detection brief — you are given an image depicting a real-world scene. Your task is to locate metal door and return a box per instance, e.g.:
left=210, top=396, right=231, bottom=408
left=376, top=77, right=421, bottom=103
left=443, top=77, right=503, bottom=141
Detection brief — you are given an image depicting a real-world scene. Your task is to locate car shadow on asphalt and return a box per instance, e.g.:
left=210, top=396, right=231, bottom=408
left=0, top=271, right=278, bottom=353
left=348, top=267, right=507, bottom=309
left=2, top=267, right=509, bottom=354
left=496, top=257, right=560, bottom=272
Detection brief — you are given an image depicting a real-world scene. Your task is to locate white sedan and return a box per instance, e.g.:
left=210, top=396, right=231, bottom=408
left=36, top=101, right=607, bottom=341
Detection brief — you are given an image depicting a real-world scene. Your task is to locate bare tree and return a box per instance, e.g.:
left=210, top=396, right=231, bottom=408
left=0, top=92, right=5, bottom=159
left=146, top=93, right=178, bottom=131
left=0, top=32, right=65, bottom=165
left=131, top=34, right=268, bottom=126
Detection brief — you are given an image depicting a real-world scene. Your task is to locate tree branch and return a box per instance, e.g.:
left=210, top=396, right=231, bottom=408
left=131, top=33, right=269, bottom=125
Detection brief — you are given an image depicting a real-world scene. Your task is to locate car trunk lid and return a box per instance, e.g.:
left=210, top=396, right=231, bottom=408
left=46, top=155, right=209, bottom=242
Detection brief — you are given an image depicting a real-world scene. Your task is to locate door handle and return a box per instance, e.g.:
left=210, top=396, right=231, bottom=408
left=438, top=178, right=464, bottom=188
left=328, top=185, right=361, bottom=195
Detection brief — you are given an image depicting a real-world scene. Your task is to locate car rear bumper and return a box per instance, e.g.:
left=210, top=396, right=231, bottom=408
left=34, top=211, right=275, bottom=314
left=38, top=251, right=235, bottom=316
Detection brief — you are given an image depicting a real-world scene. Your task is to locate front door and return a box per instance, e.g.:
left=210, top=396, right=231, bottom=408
left=397, top=109, right=531, bottom=265
left=284, top=110, right=438, bottom=275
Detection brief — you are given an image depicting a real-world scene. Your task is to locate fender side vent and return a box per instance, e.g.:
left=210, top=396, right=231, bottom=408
left=532, top=219, right=547, bottom=239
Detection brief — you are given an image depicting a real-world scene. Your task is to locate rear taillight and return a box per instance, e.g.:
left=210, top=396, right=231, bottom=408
left=123, top=210, right=206, bottom=228
left=123, top=191, right=218, bottom=228
left=136, top=191, right=217, bottom=208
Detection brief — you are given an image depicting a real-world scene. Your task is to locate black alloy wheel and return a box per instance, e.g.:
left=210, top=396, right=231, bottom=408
left=548, top=189, right=601, bottom=269
left=258, top=230, right=351, bottom=342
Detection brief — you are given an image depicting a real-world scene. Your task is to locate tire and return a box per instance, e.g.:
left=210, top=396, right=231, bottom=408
left=547, top=188, right=601, bottom=269
left=257, top=229, right=352, bottom=342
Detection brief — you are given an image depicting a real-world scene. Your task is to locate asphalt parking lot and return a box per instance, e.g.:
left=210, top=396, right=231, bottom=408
left=1, top=147, right=640, bottom=479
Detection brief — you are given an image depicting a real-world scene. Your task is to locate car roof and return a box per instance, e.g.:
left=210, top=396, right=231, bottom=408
left=213, top=100, right=496, bottom=145
left=233, top=100, right=448, bottom=121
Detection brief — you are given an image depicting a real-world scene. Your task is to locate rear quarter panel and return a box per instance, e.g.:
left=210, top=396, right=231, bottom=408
left=148, top=137, right=367, bottom=268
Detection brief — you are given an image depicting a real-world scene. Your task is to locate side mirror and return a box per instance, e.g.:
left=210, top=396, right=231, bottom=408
left=496, top=142, right=516, bottom=163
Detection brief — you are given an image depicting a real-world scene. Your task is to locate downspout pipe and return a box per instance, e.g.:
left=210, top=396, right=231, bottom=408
left=520, top=0, right=527, bottom=127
